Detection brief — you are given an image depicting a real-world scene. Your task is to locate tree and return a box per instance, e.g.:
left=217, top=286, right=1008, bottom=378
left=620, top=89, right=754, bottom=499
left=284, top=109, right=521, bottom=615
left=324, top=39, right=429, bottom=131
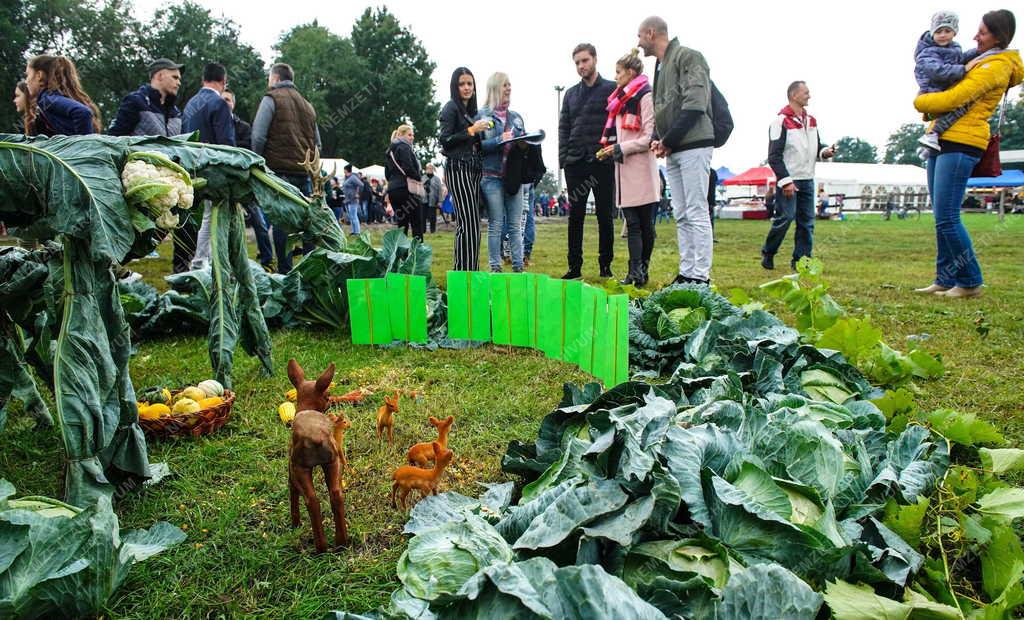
left=144, top=1, right=265, bottom=124
left=833, top=136, right=878, bottom=164
left=883, top=123, right=927, bottom=167
left=992, top=92, right=1024, bottom=150
left=349, top=7, right=439, bottom=164
left=273, top=22, right=371, bottom=159
left=0, top=0, right=30, bottom=133
left=535, top=171, right=559, bottom=196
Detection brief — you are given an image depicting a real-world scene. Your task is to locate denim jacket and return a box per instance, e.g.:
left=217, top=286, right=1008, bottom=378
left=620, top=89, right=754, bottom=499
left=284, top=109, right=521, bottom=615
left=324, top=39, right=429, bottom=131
left=476, top=106, right=525, bottom=177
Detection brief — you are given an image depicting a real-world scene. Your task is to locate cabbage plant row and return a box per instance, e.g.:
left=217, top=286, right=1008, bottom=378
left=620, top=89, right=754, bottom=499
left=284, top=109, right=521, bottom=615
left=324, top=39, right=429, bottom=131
left=336, top=285, right=1024, bottom=619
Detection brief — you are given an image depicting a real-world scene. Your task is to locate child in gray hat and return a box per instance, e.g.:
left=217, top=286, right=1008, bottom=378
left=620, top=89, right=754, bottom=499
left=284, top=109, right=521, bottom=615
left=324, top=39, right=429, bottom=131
left=914, top=11, right=977, bottom=157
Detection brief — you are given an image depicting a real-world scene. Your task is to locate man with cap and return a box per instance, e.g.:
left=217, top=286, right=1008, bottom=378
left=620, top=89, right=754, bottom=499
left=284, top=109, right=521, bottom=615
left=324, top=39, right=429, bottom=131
left=109, top=58, right=184, bottom=137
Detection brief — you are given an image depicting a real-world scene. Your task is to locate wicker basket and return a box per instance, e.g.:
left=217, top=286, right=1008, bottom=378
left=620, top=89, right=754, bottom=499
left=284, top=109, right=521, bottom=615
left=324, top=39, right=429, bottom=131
left=139, top=389, right=235, bottom=440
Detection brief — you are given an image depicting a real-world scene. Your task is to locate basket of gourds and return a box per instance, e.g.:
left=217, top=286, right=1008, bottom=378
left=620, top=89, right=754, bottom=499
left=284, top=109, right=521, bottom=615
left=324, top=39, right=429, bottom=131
left=136, top=379, right=235, bottom=439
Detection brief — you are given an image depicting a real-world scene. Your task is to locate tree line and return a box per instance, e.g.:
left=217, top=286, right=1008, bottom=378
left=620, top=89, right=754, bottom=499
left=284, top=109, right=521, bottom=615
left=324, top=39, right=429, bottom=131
left=2, top=0, right=439, bottom=165
left=832, top=95, right=1024, bottom=167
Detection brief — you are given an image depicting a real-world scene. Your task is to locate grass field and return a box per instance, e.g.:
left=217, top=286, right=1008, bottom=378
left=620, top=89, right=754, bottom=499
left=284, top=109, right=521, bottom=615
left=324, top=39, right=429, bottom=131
left=1, top=212, right=1022, bottom=618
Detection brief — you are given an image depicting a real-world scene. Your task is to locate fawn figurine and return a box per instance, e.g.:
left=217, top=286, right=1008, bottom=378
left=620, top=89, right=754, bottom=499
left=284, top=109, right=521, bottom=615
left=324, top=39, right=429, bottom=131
left=376, top=392, right=400, bottom=444
left=406, top=415, right=454, bottom=467
left=391, top=442, right=454, bottom=510
left=287, top=359, right=349, bottom=552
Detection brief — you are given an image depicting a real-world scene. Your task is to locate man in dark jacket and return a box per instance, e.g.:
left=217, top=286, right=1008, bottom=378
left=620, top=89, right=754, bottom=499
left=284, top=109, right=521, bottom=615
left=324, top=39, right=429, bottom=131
left=181, top=63, right=236, bottom=272
left=109, top=58, right=183, bottom=136
left=558, top=43, right=616, bottom=280
left=224, top=88, right=273, bottom=268
left=251, top=62, right=321, bottom=274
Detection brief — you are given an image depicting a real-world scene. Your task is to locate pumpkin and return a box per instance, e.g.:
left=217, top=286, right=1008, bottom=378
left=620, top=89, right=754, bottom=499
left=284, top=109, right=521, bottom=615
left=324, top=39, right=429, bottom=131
left=198, top=396, right=223, bottom=409
left=197, top=379, right=224, bottom=398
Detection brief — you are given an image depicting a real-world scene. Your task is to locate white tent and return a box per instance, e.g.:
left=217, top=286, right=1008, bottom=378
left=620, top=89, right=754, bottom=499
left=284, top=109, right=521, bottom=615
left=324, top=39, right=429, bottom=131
left=360, top=164, right=386, bottom=181
left=320, top=158, right=349, bottom=177
left=814, top=162, right=928, bottom=211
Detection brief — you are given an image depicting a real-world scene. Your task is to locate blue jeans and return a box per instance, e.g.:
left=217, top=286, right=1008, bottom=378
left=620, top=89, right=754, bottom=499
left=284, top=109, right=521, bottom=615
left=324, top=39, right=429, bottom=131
left=927, top=151, right=982, bottom=288
left=502, top=189, right=536, bottom=257
left=346, top=201, right=361, bottom=234
left=273, top=173, right=312, bottom=274
left=359, top=199, right=368, bottom=222
left=762, top=179, right=815, bottom=262
left=244, top=204, right=273, bottom=266
left=482, top=176, right=523, bottom=270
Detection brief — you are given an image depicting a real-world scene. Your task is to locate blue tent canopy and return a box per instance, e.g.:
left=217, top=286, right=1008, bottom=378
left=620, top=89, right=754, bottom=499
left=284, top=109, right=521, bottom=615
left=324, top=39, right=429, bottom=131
left=716, top=166, right=735, bottom=184
left=967, top=169, right=1024, bottom=188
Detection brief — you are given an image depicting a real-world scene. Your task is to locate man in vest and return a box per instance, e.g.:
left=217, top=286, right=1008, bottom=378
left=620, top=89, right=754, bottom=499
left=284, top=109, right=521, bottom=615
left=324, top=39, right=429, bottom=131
left=251, top=63, right=322, bottom=274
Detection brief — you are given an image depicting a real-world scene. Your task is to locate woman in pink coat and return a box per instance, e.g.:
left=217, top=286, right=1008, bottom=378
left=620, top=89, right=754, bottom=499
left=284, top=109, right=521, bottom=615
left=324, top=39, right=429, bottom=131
left=597, top=49, right=659, bottom=286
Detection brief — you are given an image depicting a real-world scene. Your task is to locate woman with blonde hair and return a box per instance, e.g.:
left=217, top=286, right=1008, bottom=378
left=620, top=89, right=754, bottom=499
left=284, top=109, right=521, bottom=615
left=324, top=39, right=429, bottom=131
left=24, top=55, right=100, bottom=136
left=597, top=49, right=657, bottom=285
left=477, top=72, right=528, bottom=272
left=384, top=124, right=425, bottom=240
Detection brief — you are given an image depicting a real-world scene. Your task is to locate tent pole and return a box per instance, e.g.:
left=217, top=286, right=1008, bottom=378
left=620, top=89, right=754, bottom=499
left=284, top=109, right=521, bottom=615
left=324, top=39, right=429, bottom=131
left=999, top=189, right=1005, bottom=223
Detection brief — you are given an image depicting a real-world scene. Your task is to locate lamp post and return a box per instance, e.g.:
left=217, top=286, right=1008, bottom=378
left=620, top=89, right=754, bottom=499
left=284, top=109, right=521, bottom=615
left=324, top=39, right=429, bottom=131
left=554, top=85, right=565, bottom=194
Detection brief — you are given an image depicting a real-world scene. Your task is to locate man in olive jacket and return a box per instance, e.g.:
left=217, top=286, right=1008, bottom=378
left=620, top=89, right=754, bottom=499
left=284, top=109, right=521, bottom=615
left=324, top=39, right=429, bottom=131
left=638, top=16, right=716, bottom=285
left=251, top=63, right=321, bottom=274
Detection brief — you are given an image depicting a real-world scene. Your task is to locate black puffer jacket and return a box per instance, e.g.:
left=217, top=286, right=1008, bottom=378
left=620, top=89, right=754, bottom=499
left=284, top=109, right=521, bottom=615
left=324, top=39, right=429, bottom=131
left=439, top=100, right=481, bottom=159
left=558, top=76, right=615, bottom=168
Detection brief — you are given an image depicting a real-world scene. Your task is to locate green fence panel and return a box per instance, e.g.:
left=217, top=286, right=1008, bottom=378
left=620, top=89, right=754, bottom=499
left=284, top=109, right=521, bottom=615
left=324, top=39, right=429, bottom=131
left=609, top=294, right=630, bottom=385
left=386, top=273, right=428, bottom=343
left=577, top=285, right=608, bottom=374
left=539, top=278, right=582, bottom=362
left=347, top=278, right=392, bottom=345
left=446, top=271, right=491, bottom=341
left=524, top=273, right=549, bottom=351
left=489, top=273, right=531, bottom=347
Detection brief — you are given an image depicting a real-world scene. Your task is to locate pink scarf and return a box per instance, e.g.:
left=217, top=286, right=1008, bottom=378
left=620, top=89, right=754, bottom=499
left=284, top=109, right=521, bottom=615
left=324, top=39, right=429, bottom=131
left=600, top=74, right=650, bottom=147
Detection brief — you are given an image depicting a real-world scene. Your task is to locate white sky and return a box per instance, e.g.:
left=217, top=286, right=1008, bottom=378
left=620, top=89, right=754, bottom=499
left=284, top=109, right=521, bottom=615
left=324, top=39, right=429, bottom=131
left=137, top=0, right=1020, bottom=171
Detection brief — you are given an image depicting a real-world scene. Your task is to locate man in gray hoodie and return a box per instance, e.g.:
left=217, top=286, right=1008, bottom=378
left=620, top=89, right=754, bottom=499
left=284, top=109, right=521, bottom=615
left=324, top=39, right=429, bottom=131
left=342, top=164, right=364, bottom=235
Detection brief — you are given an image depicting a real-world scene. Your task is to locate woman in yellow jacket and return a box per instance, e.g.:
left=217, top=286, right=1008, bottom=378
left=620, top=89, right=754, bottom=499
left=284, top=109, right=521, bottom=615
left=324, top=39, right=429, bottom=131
left=914, top=10, right=1021, bottom=299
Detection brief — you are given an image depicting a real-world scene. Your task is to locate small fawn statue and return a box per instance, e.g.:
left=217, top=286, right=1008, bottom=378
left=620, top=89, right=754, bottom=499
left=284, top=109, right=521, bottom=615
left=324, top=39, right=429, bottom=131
left=287, top=359, right=349, bottom=552
left=376, top=392, right=400, bottom=444
left=406, top=415, right=454, bottom=467
left=391, top=442, right=454, bottom=510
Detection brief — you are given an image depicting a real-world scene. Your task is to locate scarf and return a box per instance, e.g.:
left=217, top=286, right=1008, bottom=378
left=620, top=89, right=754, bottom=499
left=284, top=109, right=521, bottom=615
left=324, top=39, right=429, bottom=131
left=600, top=74, right=650, bottom=147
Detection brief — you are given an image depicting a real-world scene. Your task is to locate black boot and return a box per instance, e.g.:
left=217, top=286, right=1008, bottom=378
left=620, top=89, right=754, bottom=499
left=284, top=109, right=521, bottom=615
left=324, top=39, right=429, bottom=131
left=619, top=260, right=641, bottom=286
left=600, top=265, right=614, bottom=278
left=639, top=261, right=650, bottom=286
left=761, top=252, right=775, bottom=270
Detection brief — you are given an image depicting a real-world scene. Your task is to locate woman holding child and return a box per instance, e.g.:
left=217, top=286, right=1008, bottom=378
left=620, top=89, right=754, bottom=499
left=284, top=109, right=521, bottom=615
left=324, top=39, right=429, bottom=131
left=913, top=9, right=1021, bottom=298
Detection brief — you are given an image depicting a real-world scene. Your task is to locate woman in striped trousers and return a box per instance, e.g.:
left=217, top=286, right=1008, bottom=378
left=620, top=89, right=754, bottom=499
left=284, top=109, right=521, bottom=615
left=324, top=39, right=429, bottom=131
left=439, top=67, right=490, bottom=270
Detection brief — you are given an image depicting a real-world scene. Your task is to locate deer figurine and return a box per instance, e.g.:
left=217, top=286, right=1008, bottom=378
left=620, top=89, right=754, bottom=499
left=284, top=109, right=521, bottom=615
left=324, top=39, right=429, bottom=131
left=406, top=415, right=454, bottom=467
left=376, top=392, right=400, bottom=444
left=287, top=358, right=348, bottom=552
left=391, top=442, right=454, bottom=510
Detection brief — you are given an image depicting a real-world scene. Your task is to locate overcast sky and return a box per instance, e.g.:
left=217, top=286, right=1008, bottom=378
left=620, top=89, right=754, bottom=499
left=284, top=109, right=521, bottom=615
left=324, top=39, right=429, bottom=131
left=137, top=0, right=1020, bottom=171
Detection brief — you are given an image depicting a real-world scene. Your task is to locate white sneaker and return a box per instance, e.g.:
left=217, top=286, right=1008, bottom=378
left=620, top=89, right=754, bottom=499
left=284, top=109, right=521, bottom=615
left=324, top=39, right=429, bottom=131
left=917, top=132, right=940, bottom=151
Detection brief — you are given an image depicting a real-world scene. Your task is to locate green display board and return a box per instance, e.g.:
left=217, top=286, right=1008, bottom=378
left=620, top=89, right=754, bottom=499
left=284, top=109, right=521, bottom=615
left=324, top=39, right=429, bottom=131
left=538, top=278, right=582, bottom=362
left=347, top=278, right=392, bottom=345
left=446, top=271, right=491, bottom=341
left=386, top=273, right=428, bottom=343
left=577, top=285, right=608, bottom=374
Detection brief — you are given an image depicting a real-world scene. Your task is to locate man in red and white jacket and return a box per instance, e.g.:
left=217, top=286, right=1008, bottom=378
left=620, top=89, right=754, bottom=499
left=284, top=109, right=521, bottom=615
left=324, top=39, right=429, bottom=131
left=761, top=81, right=836, bottom=270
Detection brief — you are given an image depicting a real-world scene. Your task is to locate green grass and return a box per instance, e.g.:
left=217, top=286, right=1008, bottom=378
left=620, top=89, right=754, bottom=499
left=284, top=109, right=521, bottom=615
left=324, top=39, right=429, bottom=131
left=1, top=213, right=1022, bottom=618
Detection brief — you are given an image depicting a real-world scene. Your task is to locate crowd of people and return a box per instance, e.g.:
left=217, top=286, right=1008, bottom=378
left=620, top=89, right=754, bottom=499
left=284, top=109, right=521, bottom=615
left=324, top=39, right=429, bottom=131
left=6, top=10, right=1020, bottom=298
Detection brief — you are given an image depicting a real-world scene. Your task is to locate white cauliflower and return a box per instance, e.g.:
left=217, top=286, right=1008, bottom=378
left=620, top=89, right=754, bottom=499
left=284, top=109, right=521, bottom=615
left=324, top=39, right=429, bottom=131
left=121, top=152, right=194, bottom=230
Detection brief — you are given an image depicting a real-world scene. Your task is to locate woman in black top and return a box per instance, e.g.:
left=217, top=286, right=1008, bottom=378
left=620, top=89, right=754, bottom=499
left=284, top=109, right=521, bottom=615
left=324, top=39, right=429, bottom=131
left=385, top=124, right=425, bottom=241
left=439, top=67, right=491, bottom=271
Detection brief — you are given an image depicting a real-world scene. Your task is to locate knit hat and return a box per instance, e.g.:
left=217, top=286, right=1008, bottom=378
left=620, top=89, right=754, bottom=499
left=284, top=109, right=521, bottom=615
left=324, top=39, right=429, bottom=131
left=930, top=11, right=959, bottom=36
